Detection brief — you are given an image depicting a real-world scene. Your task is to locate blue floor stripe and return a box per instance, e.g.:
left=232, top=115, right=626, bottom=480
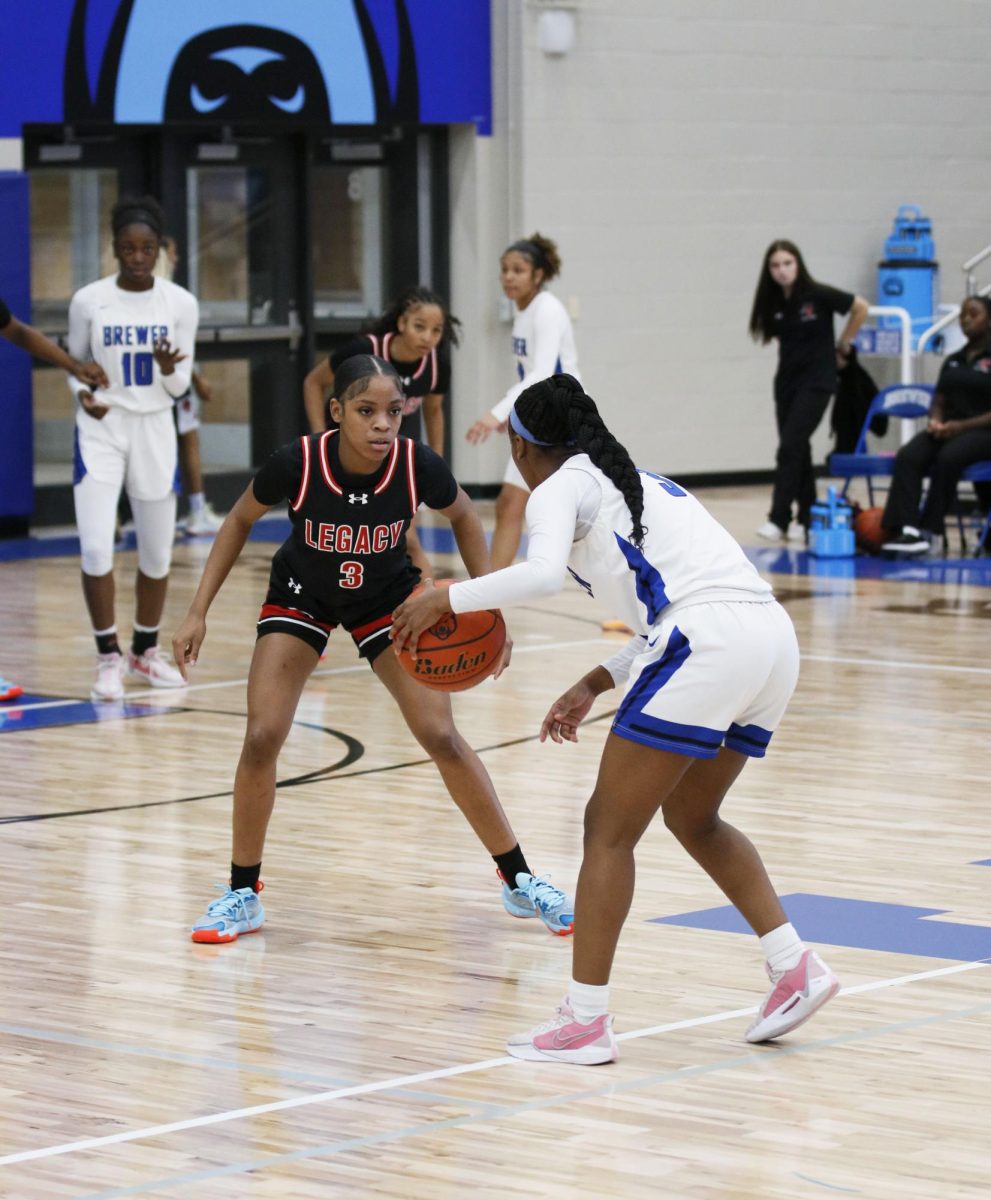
left=0, top=694, right=175, bottom=733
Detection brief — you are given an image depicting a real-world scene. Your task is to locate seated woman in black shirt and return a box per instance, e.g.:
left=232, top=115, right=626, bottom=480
left=882, top=295, right=991, bottom=555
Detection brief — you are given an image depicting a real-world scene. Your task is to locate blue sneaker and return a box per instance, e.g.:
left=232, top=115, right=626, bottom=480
left=500, top=871, right=574, bottom=936
left=191, top=883, right=265, bottom=944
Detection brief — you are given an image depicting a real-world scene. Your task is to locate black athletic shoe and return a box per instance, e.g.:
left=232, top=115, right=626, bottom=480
left=881, top=528, right=929, bottom=554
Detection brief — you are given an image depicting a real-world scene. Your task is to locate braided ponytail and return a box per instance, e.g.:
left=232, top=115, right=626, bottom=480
left=515, top=375, right=646, bottom=548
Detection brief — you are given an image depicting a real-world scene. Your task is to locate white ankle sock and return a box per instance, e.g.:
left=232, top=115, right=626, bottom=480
left=569, top=979, right=610, bottom=1023
left=189, top=492, right=205, bottom=514
left=759, top=922, right=805, bottom=975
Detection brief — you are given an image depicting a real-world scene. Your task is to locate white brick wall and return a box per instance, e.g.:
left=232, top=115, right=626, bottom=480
left=450, top=0, right=991, bottom=483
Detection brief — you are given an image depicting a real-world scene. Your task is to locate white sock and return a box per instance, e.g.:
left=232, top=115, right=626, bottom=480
left=189, top=492, right=205, bottom=514
left=760, top=922, right=805, bottom=975
left=568, top=979, right=610, bottom=1023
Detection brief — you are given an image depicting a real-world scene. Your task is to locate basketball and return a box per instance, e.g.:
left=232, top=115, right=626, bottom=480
left=853, top=506, right=889, bottom=553
left=397, top=582, right=507, bottom=692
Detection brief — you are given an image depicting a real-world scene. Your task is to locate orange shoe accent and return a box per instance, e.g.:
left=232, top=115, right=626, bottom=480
left=0, top=682, right=24, bottom=702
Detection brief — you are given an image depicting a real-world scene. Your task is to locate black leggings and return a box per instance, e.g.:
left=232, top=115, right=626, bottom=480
left=769, top=384, right=832, bottom=531
left=881, top=428, right=991, bottom=536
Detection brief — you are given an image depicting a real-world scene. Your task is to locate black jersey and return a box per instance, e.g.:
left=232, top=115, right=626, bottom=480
left=771, top=283, right=854, bottom=393
left=935, top=343, right=991, bottom=421
left=0, top=295, right=11, bottom=330
left=252, top=431, right=458, bottom=624
left=329, top=333, right=450, bottom=441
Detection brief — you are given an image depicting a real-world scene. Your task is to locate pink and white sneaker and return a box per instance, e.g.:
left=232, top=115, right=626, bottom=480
left=507, top=998, right=618, bottom=1065
left=91, top=652, right=125, bottom=702
left=746, top=949, right=839, bottom=1043
left=127, top=646, right=186, bottom=689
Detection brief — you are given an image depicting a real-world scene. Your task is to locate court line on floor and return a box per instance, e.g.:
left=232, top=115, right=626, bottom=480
left=803, top=652, right=991, bottom=676
left=2, top=957, right=985, bottom=1170
left=5, top=637, right=618, bottom=714
left=68, top=995, right=991, bottom=1200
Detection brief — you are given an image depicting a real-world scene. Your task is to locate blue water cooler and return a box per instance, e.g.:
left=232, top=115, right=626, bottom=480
left=876, top=205, right=938, bottom=343
left=809, top=487, right=855, bottom=558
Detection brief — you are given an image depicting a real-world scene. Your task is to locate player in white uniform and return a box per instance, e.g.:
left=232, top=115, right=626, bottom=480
left=394, top=373, right=840, bottom=1065
left=466, top=233, right=579, bottom=569
left=68, top=196, right=199, bottom=701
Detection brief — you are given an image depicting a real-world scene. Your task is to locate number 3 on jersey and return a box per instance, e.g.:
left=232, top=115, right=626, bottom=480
left=121, top=351, right=154, bottom=386
left=340, top=561, right=363, bottom=588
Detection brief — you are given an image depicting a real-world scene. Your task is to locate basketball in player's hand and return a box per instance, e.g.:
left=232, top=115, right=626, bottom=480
left=396, top=581, right=506, bottom=692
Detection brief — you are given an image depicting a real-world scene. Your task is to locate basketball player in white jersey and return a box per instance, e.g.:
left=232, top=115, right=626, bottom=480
left=395, top=373, right=840, bottom=1065
left=466, top=233, right=579, bottom=570
left=68, top=196, right=199, bottom=701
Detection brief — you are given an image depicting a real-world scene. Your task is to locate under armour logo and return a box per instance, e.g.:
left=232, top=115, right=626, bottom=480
left=288, top=577, right=302, bottom=594
left=348, top=493, right=369, bottom=505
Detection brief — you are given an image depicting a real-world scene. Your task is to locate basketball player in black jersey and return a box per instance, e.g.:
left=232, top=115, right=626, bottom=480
left=174, top=355, right=574, bottom=944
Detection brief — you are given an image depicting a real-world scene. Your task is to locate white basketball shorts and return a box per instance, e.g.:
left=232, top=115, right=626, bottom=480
left=612, top=599, right=799, bottom=759
left=174, top=388, right=201, bottom=436
left=74, top=406, right=179, bottom=502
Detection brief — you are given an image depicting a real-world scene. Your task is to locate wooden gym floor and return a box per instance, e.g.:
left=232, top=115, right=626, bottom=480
left=0, top=486, right=989, bottom=1199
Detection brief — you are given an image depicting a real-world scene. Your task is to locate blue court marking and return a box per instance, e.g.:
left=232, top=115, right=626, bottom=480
left=745, top=544, right=991, bottom=587
left=650, top=893, right=991, bottom=961
left=0, top=694, right=175, bottom=733
left=972, top=859, right=991, bottom=867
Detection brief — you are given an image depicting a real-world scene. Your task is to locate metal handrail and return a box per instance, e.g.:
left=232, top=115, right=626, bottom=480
left=914, top=281, right=991, bottom=382
left=962, top=243, right=991, bottom=295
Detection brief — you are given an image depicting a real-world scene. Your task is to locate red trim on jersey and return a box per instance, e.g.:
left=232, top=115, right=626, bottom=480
left=405, top=437, right=418, bottom=513
left=258, top=603, right=333, bottom=632
left=373, top=438, right=401, bottom=493
left=318, top=427, right=399, bottom=497
left=291, top=436, right=312, bottom=512
left=382, top=331, right=430, bottom=382
left=366, top=333, right=380, bottom=356
left=350, top=612, right=393, bottom=644
left=429, top=346, right=438, bottom=392
left=318, top=429, right=343, bottom=495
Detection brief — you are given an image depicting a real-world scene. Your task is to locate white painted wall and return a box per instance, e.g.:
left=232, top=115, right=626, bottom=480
left=450, top=0, right=991, bottom=484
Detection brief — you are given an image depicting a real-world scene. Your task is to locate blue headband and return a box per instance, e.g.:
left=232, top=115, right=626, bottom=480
left=509, top=406, right=576, bottom=447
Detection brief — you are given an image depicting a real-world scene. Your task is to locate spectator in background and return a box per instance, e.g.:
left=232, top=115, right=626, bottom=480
left=749, top=239, right=869, bottom=543
left=881, top=295, right=991, bottom=556
left=1, top=294, right=108, bottom=702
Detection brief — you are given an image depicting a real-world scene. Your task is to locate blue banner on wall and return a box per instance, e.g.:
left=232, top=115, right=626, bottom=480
left=0, top=0, right=491, bottom=135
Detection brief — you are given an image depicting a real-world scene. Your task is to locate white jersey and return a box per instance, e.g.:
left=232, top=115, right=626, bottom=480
left=450, top=455, right=773, bottom=681
left=67, top=275, right=199, bottom=414
left=490, top=290, right=580, bottom=423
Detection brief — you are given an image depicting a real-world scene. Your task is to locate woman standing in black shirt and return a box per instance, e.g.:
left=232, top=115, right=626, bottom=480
left=881, top=296, right=991, bottom=555
left=749, top=240, right=869, bottom=542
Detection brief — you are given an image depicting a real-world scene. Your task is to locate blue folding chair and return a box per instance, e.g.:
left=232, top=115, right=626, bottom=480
left=828, top=384, right=933, bottom=506
left=958, top=461, right=991, bottom=555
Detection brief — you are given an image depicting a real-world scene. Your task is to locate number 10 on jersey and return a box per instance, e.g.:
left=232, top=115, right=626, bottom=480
left=121, top=351, right=154, bottom=386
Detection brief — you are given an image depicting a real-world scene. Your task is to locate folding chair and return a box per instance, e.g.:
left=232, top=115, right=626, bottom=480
left=957, top=461, right=991, bottom=556
left=827, top=384, right=933, bottom=507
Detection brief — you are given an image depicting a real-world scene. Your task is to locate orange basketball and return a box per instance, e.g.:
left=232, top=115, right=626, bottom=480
left=398, top=583, right=506, bottom=692
left=853, top=506, right=890, bottom=553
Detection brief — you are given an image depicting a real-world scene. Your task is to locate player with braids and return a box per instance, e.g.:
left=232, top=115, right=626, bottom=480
left=394, top=373, right=839, bottom=1065
left=175, top=355, right=574, bottom=945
